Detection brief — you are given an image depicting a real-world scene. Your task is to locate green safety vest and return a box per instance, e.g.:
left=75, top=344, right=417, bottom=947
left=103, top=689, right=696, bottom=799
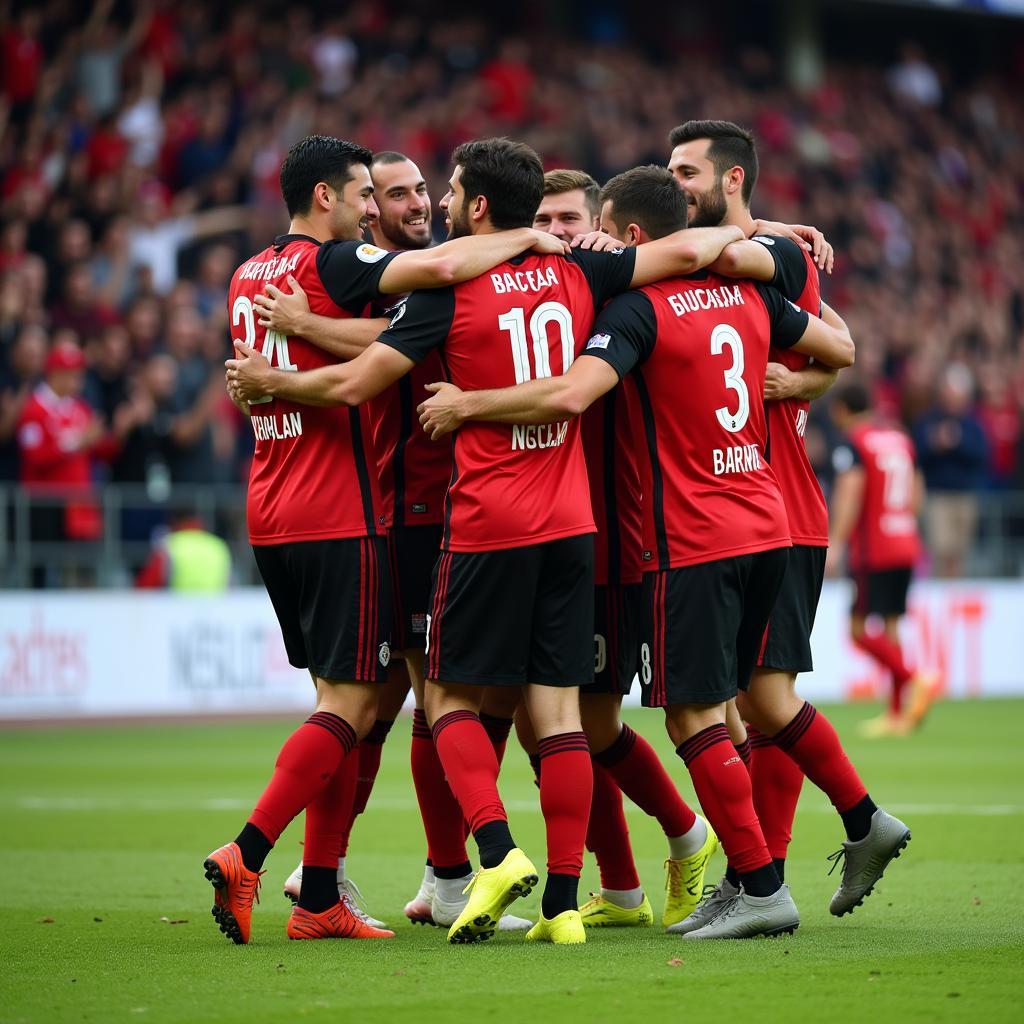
left=165, top=529, right=232, bottom=592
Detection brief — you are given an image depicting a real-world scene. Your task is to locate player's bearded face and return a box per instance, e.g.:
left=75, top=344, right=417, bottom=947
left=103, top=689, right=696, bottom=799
left=686, top=178, right=729, bottom=228
left=446, top=194, right=471, bottom=239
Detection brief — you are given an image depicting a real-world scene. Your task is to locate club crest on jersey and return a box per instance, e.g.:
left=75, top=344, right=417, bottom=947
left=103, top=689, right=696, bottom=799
left=357, top=243, right=389, bottom=264
left=378, top=642, right=391, bottom=667
left=586, top=333, right=610, bottom=350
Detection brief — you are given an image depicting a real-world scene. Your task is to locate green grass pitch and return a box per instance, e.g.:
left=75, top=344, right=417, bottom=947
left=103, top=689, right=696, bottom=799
left=1, top=698, right=1021, bottom=1023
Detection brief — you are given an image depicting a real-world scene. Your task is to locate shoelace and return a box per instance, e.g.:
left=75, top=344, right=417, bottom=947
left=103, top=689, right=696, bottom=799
left=827, top=847, right=847, bottom=877
left=696, top=882, right=722, bottom=905
left=241, top=869, right=264, bottom=906
left=579, top=892, right=604, bottom=912
left=339, top=878, right=368, bottom=911
left=664, top=859, right=683, bottom=897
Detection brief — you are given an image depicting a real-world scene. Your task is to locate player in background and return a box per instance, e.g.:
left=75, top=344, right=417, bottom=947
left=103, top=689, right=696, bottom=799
left=227, top=138, right=748, bottom=944
left=205, top=134, right=569, bottom=946
left=666, top=119, right=915, bottom=925
left=419, top=166, right=905, bottom=938
left=829, top=381, right=935, bottom=736
left=527, top=168, right=718, bottom=933
left=254, top=151, right=530, bottom=932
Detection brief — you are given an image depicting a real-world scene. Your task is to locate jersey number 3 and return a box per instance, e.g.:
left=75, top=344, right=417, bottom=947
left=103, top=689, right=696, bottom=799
left=232, top=295, right=297, bottom=405
left=711, top=324, right=750, bottom=433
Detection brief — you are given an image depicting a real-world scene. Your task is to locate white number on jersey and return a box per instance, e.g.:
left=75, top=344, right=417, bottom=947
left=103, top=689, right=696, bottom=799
left=710, top=324, right=750, bottom=434
left=878, top=447, right=914, bottom=511
left=232, top=295, right=297, bottom=406
left=499, top=302, right=576, bottom=384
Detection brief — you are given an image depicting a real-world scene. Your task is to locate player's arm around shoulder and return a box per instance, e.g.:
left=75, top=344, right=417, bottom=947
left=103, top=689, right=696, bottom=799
left=782, top=301, right=854, bottom=370
left=417, top=358, right=620, bottom=439
left=630, top=224, right=746, bottom=287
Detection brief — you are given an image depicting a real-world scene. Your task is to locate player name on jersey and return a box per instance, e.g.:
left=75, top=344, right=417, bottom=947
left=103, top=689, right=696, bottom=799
left=251, top=411, right=303, bottom=442
left=511, top=420, right=570, bottom=451
left=713, top=443, right=763, bottom=476
left=667, top=284, right=745, bottom=317
left=490, top=266, right=560, bottom=294
left=236, top=252, right=302, bottom=282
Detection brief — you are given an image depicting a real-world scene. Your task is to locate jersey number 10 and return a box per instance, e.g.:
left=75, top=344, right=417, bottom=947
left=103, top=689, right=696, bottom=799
left=499, top=302, right=577, bottom=383
left=232, top=295, right=297, bottom=405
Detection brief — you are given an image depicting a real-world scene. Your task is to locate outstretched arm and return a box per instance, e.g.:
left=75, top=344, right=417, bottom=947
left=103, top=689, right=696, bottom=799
left=417, top=357, right=621, bottom=439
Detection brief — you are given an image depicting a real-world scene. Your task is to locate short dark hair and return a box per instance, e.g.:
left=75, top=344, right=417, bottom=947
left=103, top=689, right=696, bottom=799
left=833, top=380, right=871, bottom=415
left=600, top=165, right=688, bottom=240
left=371, top=151, right=411, bottom=166
left=279, top=135, right=373, bottom=217
left=543, top=169, right=601, bottom=219
left=451, top=138, right=544, bottom=231
left=667, top=120, right=759, bottom=205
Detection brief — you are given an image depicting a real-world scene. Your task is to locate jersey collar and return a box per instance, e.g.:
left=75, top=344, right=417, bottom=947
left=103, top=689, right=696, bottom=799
left=272, top=233, right=322, bottom=251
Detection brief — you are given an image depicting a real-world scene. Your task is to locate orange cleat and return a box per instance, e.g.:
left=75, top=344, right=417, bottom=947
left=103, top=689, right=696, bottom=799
left=287, top=901, right=396, bottom=940
left=203, top=842, right=263, bottom=945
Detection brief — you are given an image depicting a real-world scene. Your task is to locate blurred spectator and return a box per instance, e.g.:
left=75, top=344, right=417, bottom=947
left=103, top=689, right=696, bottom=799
left=913, top=364, right=990, bottom=577
left=135, top=508, right=232, bottom=591
left=976, top=361, right=1021, bottom=490
left=0, top=323, right=47, bottom=480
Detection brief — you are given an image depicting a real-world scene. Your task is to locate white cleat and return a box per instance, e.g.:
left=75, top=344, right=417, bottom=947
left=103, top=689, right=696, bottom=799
left=283, top=862, right=388, bottom=928
left=405, top=877, right=436, bottom=925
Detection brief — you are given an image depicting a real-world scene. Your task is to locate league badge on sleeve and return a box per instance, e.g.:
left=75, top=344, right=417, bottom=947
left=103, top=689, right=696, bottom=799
left=357, top=243, right=389, bottom=263
left=586, top=333, right=611, bottom=350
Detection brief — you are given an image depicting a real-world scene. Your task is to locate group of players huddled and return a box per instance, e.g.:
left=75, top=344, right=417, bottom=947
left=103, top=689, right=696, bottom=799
left=205, top=121, right=922, bottom=947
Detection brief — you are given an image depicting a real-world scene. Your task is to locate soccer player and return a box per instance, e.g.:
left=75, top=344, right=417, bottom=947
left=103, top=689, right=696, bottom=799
left=418, top=165, right=879, bottom=939
left=254, top=151, right=529, bottom=932
left=205, top=134, right=569, bottom=945
left=528, top=168, right=717, bottom=932
left=829, top=381, right=934, bottom=736
left=226, top=138, right=747, bottom=944
left=666, top=120, right=914, bottom=925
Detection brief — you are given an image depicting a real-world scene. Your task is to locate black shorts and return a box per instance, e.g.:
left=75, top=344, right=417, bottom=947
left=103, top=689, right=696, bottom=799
left=586, top=583, right=642, bottom=696
left=640, top=548, right=789, bottom=708
left=759, top=545, right=826, bottom=674
left=425, top=534, right=594, bottom=687
left=253, top=537, right=392, bottom=683
left=851, top=566, right=913, bottom=617
left=387, top=524, right=443, bottom=651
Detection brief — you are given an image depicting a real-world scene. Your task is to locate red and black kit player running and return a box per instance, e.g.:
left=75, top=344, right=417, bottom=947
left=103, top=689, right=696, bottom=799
left=830, top=381, right=934, bottom=736
left=228, top=138, right=745, bottom=945
left=419, top=165, right=865, bottom=939
left=208, top=134, right=569, bottom=946
left=668, top=119, right=914, bottom=928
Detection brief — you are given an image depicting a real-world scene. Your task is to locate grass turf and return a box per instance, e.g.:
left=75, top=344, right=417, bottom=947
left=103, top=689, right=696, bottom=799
left=1, top=698, right=1021, bottom=1024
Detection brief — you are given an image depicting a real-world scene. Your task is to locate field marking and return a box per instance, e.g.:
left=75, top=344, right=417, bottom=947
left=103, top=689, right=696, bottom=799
left=8, top=796, right=1024, bottom=816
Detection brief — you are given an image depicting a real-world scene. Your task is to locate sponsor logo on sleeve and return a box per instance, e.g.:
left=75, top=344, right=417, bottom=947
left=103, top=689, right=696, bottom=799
left=752, top=235, right=775, bottom=246
left=586, top=333, right=611, bottom=350
left=356, top=243, right=389, bottom=264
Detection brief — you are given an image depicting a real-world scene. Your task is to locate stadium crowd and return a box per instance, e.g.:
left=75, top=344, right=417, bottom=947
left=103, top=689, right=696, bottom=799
left=1, top=1, right=1022, bottom=575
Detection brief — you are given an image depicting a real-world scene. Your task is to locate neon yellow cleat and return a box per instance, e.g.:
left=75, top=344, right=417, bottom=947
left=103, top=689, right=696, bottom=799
left=663, top=817, right=719, bottom=928
left=525, top=909, right=586, bottom=944
left=579, top=891, right=654, bottom=928
left=446, top=848, right=538, bottom=944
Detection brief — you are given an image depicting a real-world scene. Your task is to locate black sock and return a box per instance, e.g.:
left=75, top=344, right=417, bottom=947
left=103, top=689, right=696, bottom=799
left=528, top=753, right=541, bottom=788
left=234, top=823, right=273, bottom=873
left=541, top=873, right=578, bottom=918
left=725, top=864, right=740, bottom=889
left=297, top=865, right=339, bottom=914
left=433, top=860, right=473, bottom=880
left=474, top=820, right=515, bottom=869
left=739, top=862, right=781, bottom=898
left=426, top=858, right=433, bottom=868
left=773, top=858, right=786, bottom=883
left=840, top=795, right=878, bottom=843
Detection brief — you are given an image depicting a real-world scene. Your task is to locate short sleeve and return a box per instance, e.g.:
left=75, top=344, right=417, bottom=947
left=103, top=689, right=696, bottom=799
left=755, top=283, right=810, bottom=350
left=376, top=287, right=456, bottom=364
left=569, top=246, right=638, bottom=309
left=750, top=235, right=808, bottom=303
left=316, top=240, right=401, bottom=313
left=580, top=290, right=658, bottom=380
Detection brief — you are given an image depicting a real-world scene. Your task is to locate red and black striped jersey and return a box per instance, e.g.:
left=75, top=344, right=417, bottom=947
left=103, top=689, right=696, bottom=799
left=755, top=235, right=830, bottom=547
left=834, top=422, right=920, bottom=571
left=582, top=271, right=807, bottom=571
left=230, top=235, right=398, bottom=545
left=378, top=246, right=637, bottom=552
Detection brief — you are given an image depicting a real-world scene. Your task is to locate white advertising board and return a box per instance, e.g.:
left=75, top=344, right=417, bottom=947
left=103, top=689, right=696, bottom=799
left=0, top=580, right=1020, bottom=721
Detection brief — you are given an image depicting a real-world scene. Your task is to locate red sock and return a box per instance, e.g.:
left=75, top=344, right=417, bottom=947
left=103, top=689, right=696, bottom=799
left=248, top=712, right=356, bottom=844
left=538, top=732, right=592, bottom=876
left=774, top=703, right=867, bottom=813
left=410, top=709, right=468, bottom=869
left=749, top=726, right=805, bottom=861
left=337, top=718, right=393, bottom=857
left=586, top=762, right=640, bottom=890
left=304, top=748, right=359, bottom=867
left=677, top=724, right=771, bottom=874
left=853, top=633, right=913, bottom=712
left=432, top=710, right=506, bottom=834
left=595, top=724, right=697, bottom=837
left=479, top=712, right=514, bottom=767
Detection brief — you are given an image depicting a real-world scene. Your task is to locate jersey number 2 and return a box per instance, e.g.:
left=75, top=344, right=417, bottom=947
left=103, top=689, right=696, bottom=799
left=232, top=295, right=297, bottom=405
left=498, top=302, right=576, bottom=383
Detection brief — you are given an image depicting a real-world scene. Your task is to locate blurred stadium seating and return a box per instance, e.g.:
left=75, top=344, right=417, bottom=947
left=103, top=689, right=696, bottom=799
left=2, top=0, right=1023, bottom=586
